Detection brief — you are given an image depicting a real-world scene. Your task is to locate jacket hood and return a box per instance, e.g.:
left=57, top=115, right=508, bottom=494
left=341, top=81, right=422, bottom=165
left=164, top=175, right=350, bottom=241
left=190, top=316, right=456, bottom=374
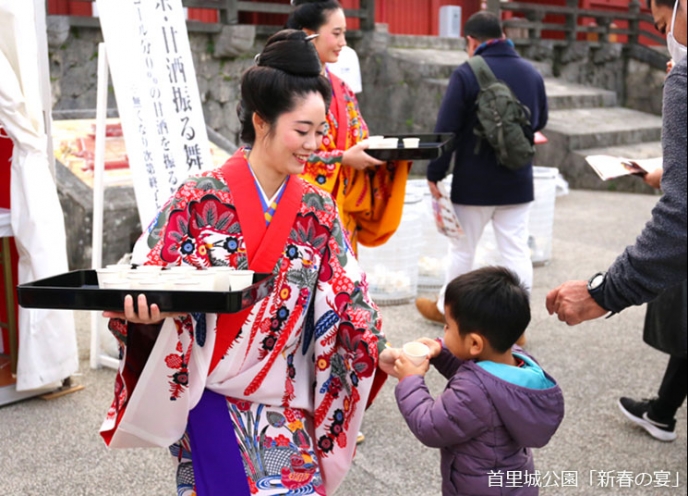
left=468, top=360, right=565, bottom=448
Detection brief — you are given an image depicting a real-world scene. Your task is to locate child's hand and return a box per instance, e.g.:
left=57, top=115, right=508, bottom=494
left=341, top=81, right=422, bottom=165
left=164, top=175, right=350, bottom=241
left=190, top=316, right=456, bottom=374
left=379, top=347, right=401, bottom=378
left=415, top=337, right=442, bottom=359
left=394, top=353, right=430, bottom=380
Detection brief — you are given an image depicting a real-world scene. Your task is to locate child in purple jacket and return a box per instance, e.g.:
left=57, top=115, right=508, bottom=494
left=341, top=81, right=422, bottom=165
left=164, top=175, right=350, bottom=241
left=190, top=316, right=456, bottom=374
left=394, top=267, right=565, bottom=496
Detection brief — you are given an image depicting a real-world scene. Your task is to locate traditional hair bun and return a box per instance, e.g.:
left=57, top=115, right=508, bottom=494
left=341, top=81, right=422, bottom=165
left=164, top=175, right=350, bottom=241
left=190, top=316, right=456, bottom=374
left=256, top=29, right=322, bottom=78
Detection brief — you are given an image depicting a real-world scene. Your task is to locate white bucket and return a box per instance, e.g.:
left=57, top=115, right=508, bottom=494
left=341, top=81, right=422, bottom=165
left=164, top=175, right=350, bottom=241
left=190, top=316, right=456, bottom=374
left=529, top=166, right=558, bottom=265
left=406, top=180, right=449, bottom=291
left=358, top=190, right=424, bottom=305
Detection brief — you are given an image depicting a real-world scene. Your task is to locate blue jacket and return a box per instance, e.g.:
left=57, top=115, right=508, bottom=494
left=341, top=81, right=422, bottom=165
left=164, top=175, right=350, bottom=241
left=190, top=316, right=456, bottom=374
left=427, top=41, right=548, bottom=206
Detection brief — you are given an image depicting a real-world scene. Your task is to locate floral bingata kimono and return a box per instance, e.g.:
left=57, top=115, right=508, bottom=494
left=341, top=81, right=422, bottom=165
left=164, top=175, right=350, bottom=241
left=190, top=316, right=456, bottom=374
left=299, top=71, right=411, bottom=252
left=100, top=149, right=387, bottom=496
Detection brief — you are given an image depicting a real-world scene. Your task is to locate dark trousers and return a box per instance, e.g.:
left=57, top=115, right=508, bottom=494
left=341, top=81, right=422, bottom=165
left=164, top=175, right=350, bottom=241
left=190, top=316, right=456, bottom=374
left=653, top=356, right=688, bottom=421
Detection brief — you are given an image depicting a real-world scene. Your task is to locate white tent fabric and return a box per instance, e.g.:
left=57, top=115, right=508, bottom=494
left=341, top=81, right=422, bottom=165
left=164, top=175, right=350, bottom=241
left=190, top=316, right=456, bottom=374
left=0, top=0, right=78, bottom=390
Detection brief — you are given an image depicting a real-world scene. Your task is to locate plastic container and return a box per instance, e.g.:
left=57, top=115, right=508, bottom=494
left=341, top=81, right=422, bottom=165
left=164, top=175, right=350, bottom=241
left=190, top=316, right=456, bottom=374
left=357, top=190, right=424, bottom=305
left=528, top=166, right=558, bottom=265
left=407, top=179, right=449, bottom=291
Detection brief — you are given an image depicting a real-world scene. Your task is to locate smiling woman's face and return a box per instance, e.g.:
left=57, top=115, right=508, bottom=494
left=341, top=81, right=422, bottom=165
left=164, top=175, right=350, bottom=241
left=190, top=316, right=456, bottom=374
left=311, top=8, right=347, bottom=65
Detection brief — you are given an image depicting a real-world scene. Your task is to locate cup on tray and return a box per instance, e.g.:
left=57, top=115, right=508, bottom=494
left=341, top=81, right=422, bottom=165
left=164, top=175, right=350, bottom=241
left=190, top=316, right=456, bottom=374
left=208, top=267, right=234, bottom=292
left=100, top=278, right=131, bottom=290
left=96, top=267, right=125, bottom=287
left=227, top=270, right=255, bottom=291
left=402, top=342, right=431, bottom=366
left=366, top=135, right=385, bottom=147
left=191, top=270, right=217, bottom=291
left=403, top=137, right=420, bottom=149
left=380, top=137, right=400, bottom=149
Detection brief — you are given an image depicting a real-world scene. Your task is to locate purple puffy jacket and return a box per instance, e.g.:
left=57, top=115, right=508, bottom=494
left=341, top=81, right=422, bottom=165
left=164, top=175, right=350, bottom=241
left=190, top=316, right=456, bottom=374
left=395, top=346, right=565, bottom=495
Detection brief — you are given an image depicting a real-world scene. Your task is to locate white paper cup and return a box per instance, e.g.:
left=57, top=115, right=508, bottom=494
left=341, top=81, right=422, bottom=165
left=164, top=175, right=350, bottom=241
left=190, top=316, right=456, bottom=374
left=171, top=279, right=202, bottom=291
left=403, top=138, right=420, bottom=149
left=380, top=138, right=399, bottom=149
left=227, top=270, right=255, bottom=291
left=129, top=278, right=165, bottom=291
left=209, top=267, right=234, bottom=292
left=367, top=135, right=385, bottom=144
left=100, top=278, right=131, bottom=290
left=131, top=265, right=163, bottom=273
left=191, top=271, right=216, bottom=291
left=403, top=342, right=430, bottom=366
left=159, top=273, right=182, bottom=290
left=166, top=265, right=198, bottom=273
left=106, top=264, right=130, bottom=276
left=96, top=268, right=123, bottom=287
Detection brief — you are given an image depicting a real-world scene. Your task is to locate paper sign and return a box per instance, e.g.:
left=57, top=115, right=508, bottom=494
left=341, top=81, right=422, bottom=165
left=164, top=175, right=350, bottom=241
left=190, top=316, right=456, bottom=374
left=585, top=155, right=662, bottom=181
left=432, top=181, right=464, bottom=239
left=96, top=0, right=212, bottom=228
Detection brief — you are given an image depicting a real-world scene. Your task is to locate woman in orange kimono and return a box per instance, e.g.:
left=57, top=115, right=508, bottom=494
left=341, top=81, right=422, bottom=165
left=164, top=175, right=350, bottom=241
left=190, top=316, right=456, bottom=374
left=288, top=0, right=411, bottom=252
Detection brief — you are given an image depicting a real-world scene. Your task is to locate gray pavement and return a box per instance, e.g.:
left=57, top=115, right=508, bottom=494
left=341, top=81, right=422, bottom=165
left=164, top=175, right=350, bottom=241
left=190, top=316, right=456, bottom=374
left=0, top=190, right=686, bottom=495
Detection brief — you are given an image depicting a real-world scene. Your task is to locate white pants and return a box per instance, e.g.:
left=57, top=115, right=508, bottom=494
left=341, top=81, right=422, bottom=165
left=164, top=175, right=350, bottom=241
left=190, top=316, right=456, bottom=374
left=437, top=203, right=533, bottom=314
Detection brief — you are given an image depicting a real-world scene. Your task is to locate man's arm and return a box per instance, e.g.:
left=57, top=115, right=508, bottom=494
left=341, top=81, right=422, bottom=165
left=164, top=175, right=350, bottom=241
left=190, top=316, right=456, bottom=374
left=427, top=69, right=467, bottom=183
left=601, top=65, right=687, bottom=311
left=547, top=61, right=687, bottom=324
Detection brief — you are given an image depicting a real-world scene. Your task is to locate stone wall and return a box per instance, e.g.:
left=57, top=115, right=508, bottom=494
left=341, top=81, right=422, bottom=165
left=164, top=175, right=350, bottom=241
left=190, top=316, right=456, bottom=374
left=514, top=41, right=668, bottom=116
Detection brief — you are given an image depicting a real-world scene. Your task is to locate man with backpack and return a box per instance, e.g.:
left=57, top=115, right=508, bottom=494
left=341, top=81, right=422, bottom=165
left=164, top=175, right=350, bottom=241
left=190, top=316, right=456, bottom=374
left=416, top=11, right=548, bottom=329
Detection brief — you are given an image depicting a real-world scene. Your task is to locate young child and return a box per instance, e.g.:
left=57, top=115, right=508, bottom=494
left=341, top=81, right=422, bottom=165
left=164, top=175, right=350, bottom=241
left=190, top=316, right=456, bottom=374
left=394, top=266, right=564, bottom=495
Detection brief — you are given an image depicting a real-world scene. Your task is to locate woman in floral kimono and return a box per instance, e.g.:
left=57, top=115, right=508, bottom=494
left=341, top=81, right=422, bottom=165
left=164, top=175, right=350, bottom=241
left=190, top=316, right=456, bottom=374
left=288, top=0, right=411, bottom=252
left=101, top=30, right=393, bottom=496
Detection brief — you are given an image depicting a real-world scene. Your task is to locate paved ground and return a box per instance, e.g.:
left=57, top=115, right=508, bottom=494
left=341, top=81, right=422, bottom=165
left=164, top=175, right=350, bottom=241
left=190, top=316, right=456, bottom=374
left=0, top=189, right=686, bottom=495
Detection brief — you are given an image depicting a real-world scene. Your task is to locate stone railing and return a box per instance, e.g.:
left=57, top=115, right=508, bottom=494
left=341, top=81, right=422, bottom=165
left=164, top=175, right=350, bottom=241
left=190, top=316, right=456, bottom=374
left=485, top=0, right=668, bottom=70
left=60, top=0, right=376, bottom=31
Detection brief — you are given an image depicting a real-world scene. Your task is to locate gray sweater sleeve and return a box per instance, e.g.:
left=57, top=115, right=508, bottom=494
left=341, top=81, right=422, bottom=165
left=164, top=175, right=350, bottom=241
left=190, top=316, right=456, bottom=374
left=602, top=57, right=687, bottom=313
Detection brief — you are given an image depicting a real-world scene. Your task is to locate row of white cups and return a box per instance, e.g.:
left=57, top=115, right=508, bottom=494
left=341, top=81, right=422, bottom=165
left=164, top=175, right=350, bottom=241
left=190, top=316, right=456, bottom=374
left=365, top=136, right=420, bottom=149
left=96, top=265, right=255, bottom=292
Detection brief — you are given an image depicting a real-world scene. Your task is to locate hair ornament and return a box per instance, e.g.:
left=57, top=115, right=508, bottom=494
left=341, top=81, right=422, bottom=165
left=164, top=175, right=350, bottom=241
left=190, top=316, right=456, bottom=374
left=254, top=53, right=261, bottom=63
left=305, top=34, right=319, bottom=41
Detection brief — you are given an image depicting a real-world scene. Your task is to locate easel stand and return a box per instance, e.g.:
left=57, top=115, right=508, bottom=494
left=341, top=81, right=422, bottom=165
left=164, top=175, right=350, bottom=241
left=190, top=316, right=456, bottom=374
left=90, top=43, right=120, bottom=371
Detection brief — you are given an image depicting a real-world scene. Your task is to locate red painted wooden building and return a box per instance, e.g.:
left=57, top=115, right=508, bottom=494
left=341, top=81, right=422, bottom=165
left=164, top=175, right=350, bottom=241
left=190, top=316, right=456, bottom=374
left=46, top=1, right=657, bottom=42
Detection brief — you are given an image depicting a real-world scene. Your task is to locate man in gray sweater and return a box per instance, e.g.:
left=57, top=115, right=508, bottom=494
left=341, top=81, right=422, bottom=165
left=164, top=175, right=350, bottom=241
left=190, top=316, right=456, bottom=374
left=547, top=0, right=686, bottom=441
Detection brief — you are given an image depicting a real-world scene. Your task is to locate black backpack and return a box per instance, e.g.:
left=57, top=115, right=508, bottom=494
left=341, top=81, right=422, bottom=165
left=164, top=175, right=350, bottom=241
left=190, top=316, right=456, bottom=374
left=467, top=56, right=536, bottom=170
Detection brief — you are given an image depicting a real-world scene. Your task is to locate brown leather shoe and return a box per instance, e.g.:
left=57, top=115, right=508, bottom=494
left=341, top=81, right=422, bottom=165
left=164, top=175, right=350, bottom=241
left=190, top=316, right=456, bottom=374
left=415, top=297, right=446, bottom=325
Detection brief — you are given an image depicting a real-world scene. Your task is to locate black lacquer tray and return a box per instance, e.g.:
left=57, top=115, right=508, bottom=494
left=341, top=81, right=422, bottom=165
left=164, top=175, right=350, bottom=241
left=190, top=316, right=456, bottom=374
left=364, top=133, right=456, bottom=161
left=17, top=270, right=275, bottom=314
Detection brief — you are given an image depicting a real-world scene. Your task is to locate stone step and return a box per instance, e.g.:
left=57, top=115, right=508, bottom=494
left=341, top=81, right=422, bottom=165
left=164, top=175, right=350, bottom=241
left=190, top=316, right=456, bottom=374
left=390, top=34, right=465, bottom=51
left=420, top=77, right=619, bottom=111
left=541, top=107, right=663, bottom=151
left=544, top=79, right=618, bottom=110
left=388, top=48, right=469, bottom=80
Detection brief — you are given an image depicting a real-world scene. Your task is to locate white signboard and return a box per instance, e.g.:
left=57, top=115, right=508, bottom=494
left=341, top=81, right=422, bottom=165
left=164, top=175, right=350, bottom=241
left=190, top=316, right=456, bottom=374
left=96, top=0, right=212, bottom=228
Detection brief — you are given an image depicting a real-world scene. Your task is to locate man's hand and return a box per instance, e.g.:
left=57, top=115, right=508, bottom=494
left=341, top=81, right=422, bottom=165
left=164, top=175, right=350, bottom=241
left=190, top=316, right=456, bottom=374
left=379, top=347, right=401, bottom=378
left=428, top=181, right=441, bottom=200
left=546, top=280, right=609, bottom=326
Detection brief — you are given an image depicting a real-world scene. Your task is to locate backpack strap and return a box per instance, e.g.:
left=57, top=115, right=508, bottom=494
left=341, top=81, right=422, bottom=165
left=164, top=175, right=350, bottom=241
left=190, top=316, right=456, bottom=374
left=467, top=56, right=498, bottom=90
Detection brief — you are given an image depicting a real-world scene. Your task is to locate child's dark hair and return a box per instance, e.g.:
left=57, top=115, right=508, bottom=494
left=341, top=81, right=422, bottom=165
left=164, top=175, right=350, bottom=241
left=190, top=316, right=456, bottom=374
left=444, top=266, right=530, bottom=353
left=287, top=0, right=342, bottom=32
left=238, top=29, right=332, bottom=144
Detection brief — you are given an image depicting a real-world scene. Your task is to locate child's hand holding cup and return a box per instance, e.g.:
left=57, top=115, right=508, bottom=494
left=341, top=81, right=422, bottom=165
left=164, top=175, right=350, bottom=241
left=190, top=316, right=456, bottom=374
left=394, top=342, right=431, bottom=379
